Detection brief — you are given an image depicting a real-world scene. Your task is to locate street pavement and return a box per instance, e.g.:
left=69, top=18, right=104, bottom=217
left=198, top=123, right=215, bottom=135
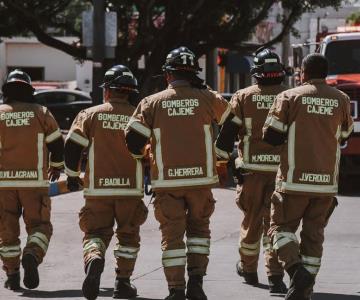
left=0, top=188, right=359, bottom=299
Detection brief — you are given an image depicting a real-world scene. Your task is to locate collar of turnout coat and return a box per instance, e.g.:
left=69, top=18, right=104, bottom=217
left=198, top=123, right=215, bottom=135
left=108, top=97, right=129, bottom=104
left=167, top=80, right=191, bottom=89
left=303, top=79, right=327, bottom=85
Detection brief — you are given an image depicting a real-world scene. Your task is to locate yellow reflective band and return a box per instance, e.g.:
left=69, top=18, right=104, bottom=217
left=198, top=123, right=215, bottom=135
left=334, top=127, right=341, bottom=186
left=154, top=128, right=164, bottom=181
left=215, top=145, right=230, bottom=160
left=231, top=116, right=242, bottom=126
left=37, top=133, right=44, bottom=182
left=162, top=257, right=187, bottom=267
left=162, top=249, right=186, bottom=267
left=303, top=264, right=320, bottom=275
left=67, top=131, right=89, bottom=147
left=287, top=122, right=296, bottom=183
left=240, top=240, right=260, bottom=250
left=83, top=188, right=143, bottom=197
left=243, top=118, right=252, bottom=163
left=127, top=118, right=151, bottom=138
left=45, top=129, right=62, bottom=143
left=280, top=182, right=338, bottom=194
left=273, top=232, right=298, bottom=250
left=114, top=244, right=139, bottom=259
left=341, top=123, right=354, bottom=139
left=187, top=246, right=210, bottom=255
left=83, top=238, right=106, bottom=255
left=301, top=255, right=321, bottom=266
left=0, top=244, right=21, bottom=258
left=187, top=237, right=210, bottom=247
left=239, top=240, right=260, bottom=256
left=204, top=125, right=214, bottom=177
left=50, top=161, right=64, bottom=168
left=65, top=165, right=81, bottom=177
left=235, top=158, right=279, bottom=172
left=162, top=249, right=186, bottom=259
left=218, top=103, right=232, bottom=125
left=27, top=232, right=49, bottom=253
left=152, top=176, right=219, bottom=189
left=0, top=180, right=48, bottom=188
left=131, top=154, right=144, bottom=159
left=265, top=116, right=288, bottom=133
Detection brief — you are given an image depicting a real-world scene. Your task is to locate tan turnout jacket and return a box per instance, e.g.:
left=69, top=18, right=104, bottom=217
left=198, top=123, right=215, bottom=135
left=0, top=102, right=63, bottom=189
left=231, top=84, right=287, bottom=173
left=127, top=81, right=232, bottom=191
left=263, top=79, right=354, bottom=196
left=66, top=98, right=143, bottom=197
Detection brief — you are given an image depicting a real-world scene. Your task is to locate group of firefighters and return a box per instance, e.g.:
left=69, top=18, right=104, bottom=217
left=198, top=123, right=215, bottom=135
left=0, top=44, right=353, bottom=300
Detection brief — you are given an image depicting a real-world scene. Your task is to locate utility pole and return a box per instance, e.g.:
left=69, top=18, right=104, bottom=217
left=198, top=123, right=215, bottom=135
left=282, top=7, right=291, bottom=86
left=92, top=0, right=105, bottom=105
left=206, top=49, right=218, bottom=90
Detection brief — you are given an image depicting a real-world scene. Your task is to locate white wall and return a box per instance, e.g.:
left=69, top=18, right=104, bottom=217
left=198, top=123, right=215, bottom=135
left=1, top=37, right=78, bottom=83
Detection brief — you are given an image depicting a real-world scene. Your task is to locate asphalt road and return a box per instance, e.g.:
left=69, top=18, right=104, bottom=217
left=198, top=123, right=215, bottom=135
left=0, top=188, right=359, bottom=300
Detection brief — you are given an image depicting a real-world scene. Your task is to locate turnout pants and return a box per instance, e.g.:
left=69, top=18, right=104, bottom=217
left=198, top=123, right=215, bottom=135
left=236, top=173, right=283, bottom=276
left=269, top=192, right=337, bottom=277
left=154, top=188, right=215, bottom=289
left=79, top=197, right=148, bottom=278
left=0, top=189, right=52, bottom=275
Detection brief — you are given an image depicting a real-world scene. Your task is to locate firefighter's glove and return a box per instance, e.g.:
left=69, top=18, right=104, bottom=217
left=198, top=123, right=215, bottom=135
left=48, top=167, right=61, bottom=182
left=67, top=176, right=83, bottom=192
left=230, top=159, right=245, bottom=185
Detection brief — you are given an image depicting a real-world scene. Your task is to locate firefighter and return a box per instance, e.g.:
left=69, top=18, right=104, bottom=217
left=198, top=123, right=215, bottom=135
left=263, top=53, right=353, bottom=300
left=215, top=47, right=287, bottom=293
left=125, top=46, right=234, bottom=300
left=0, top=70, right=64, bottom=290
left=64, top=65, right=148, bottom=300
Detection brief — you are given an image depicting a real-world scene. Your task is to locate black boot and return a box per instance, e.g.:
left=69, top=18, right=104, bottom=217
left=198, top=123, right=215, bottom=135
left=4, top=272, right=20, bottom=290
left=236, top=261, right=258, bottom=286
left=22, top=254, right=39, bottom=289
left=268, top=275, right=287, bottom=294
left=186, top=275, right=207, bottom=300
left=285, top=264, right=314, bottom=300
left=82, top=258, right=105, bottom=300
left=165, top=288, right=186, bottom=300
left=113, top=277, right=137, bottom=299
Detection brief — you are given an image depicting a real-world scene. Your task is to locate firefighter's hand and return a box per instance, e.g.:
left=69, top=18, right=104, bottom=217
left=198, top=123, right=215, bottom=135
left=216, top=160, right=229, bottom=187
left=48, top=167, right=61, bottom=182
left=67, top=176, right=83, bottom=192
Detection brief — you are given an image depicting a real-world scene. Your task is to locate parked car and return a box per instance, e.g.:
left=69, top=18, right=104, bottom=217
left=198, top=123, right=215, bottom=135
left=34, top=89, right=92, bottom=130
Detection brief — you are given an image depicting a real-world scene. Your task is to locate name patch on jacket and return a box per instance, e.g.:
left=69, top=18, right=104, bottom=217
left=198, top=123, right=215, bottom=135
left=298, top=172, right=331, bottom=183
left=98, top=113, right=130, bottom=130
left=251, top=154, right=280, bottom=163
left=168, top=167, right=204, bottom=177
left=0, top=170, right=38, bottom=179
left=162, top=99, right=199, bottom=116
left=252, top=95, right=276, bottom=110
left=0, top=111, right=35, bottom=127
left=99, top=177, right=130, bottom=186
left=302, top=97, right=339, bottom=116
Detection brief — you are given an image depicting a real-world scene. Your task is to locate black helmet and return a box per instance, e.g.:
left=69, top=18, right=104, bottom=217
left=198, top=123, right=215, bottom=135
left=250, top=47, right=285, bottom=80
left=162, top=46, right=202, bottom=73
left=100, top=65, right=138, bottom=93
left=2, top=69, right=34, bottom=96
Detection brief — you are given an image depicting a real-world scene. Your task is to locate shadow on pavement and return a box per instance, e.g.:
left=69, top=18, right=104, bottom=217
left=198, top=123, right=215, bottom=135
left=313, top=293, right=360, bottom=299
left=19, top=287, right=113, bottom=298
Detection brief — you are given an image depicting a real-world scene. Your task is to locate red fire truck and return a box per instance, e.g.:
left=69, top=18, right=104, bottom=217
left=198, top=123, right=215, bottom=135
left=317, top=27, right=360, bottom=191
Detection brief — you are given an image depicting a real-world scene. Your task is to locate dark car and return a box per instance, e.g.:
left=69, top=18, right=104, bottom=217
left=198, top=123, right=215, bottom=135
left=34, top=89, right=92, bottom=130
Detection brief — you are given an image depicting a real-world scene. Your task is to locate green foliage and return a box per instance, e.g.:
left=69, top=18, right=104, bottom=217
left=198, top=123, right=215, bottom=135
left=0, top=0, right=343, bottom=92
left=346, top=10, right=360, bottom=25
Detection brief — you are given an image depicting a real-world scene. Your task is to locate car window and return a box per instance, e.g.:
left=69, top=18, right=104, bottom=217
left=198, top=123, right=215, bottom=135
left=35, top=92, right=89, bottom=105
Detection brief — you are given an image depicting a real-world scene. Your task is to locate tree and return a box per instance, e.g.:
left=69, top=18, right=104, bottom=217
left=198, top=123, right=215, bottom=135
left=0, top=0, right=342, bottom=94
left=346, top=10, right=360, bottom=25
